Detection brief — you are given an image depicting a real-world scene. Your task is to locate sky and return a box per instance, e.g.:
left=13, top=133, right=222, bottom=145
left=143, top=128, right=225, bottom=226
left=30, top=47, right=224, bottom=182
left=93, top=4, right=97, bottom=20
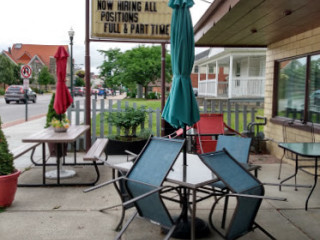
left=0, top=0, right=211, bottom=74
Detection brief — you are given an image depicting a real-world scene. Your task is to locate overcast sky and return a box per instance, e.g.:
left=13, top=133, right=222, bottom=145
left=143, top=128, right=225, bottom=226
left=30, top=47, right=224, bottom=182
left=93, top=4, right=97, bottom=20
left=0, top=0, right=210, bottom=74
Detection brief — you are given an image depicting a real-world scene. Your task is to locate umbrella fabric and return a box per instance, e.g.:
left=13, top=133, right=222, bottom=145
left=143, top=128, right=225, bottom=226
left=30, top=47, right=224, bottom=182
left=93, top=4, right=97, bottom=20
left=53, top=46, right=73, bottom=114
left=162, top=0, right=200, bottom=129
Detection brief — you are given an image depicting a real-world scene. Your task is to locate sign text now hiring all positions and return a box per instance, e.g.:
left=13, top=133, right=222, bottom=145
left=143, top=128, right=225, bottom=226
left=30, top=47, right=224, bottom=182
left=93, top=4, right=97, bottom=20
left=91, top=0, right=172, bottom=40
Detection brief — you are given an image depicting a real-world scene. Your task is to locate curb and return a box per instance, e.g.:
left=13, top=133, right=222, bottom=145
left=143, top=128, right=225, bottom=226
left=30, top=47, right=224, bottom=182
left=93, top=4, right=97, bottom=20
left=2, top=114, right=47, bottom=129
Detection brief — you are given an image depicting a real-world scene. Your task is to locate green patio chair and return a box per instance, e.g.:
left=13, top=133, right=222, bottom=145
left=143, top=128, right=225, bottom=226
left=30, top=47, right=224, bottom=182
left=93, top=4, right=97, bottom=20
left=85, top=137, right=185, bottom=240
left=211, top=135, right=260, bottom=228
left=200, top=149, right=285, bottom=240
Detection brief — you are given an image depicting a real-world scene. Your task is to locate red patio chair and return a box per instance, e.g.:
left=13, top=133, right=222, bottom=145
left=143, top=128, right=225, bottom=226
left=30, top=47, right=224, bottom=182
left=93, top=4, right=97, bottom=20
left=194, top=113, right=225, bottom=154
left=194, top=113, right=244, bottom=154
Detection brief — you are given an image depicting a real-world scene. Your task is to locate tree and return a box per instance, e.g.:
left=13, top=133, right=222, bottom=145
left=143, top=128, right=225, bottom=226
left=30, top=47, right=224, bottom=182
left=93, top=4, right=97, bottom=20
left=0, top=55, right=16, bottom=89
left=98, top=46, right=172, bottom=98
left=74, top=77, right=85, bottom=86
left=38, top=66, right=55, bottom=91
left=75, top=70, right=85, bottom=78
left=98, top=48, right=122, bottom=89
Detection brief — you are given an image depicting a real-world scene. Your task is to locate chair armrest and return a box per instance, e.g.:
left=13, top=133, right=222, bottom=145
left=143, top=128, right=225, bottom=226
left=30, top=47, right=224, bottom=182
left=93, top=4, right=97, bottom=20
left=227, top=193, right=287, bottom=201
left=83, top=176, right=125, bottom=193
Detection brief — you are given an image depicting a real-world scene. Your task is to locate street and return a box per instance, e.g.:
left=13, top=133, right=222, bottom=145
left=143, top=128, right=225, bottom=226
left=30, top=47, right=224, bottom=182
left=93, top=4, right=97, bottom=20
left=0, top=93, right=53, bottom=124
left=0, top=93, right=114, bottom=125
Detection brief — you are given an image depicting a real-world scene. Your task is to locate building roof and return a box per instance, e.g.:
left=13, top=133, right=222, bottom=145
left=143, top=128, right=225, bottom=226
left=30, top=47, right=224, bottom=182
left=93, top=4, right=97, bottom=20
left=195, top=48, right=210, bottom=61
left=194, top=0, right=320, bottom=47
left=3, top=44, right=69, bottom=68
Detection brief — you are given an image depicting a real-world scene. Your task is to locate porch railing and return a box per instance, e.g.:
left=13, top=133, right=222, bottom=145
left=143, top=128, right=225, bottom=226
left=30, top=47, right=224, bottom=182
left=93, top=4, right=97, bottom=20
left=198, top=77, right=264, bottom=98
left=230, top=77, right=265, bottom=98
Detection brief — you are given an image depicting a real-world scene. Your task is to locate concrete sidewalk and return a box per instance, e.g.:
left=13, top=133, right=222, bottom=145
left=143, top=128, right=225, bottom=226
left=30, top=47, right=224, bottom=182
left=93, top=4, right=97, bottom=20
left=1, top=93, right=320, bottom=239
left=1, top=155, right=320, bottom=240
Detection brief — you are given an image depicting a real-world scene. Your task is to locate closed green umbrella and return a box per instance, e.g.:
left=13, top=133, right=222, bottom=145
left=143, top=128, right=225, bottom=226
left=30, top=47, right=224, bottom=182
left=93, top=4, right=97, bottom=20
left=162, top=0, right=200, bottom=129
left=162, top=1, right=208, bottom=238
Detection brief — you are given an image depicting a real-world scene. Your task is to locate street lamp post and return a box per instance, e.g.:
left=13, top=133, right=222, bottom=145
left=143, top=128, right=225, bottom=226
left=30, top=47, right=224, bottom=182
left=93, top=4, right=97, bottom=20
left=68, top=27, right=75, bottom=107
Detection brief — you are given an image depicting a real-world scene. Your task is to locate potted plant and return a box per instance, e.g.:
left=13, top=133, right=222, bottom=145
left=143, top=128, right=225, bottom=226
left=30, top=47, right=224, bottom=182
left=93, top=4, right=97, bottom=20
left=45, top=93, right=66, bottom=128
left=0, top=117, right=20, bottom=207
left=50, top=117, right=70, bottom=132
left=45, top=93, right=67, bottom=156
left=105, top=106, right=150, bottom=155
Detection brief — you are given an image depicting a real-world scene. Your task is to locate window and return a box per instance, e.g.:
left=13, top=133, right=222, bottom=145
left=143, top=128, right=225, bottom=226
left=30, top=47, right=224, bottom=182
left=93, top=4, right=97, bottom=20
left=208, top=64, right=214, bottom=74
left=235, top=61, right=241, bottom=77
left=274, top=53, right=320, bottom=124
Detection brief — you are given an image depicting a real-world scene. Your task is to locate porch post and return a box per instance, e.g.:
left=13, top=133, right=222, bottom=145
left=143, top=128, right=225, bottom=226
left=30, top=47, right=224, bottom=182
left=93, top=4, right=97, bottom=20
left=206, top=64, right=209, bottom=96
left=161, top=43, right=166, bottom=137
left=198, top=66, right=200, bottom=95
left=228, top=55, right=233, bottom=99
left=85, top=0, right=91, bottom=150
left=215, top=60, right=219, bottom=97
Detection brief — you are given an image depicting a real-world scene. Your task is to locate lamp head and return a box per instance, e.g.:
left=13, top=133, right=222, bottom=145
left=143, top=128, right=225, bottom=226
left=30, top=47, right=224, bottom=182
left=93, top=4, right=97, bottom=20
left=68, top=27, right=75, bottom=40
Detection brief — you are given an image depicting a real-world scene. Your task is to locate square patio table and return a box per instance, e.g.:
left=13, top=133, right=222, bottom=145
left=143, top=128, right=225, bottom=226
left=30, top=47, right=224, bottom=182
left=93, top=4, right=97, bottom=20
left=278, top=142, right=320, bottom=210
left=112, top=153, right=218, bottom=240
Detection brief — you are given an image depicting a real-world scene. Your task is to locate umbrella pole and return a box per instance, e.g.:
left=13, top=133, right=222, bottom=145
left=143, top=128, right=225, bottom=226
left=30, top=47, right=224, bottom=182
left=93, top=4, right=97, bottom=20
left=168, top=126, right=210, bottom=239
left=182, top=126, right=188, bottom=221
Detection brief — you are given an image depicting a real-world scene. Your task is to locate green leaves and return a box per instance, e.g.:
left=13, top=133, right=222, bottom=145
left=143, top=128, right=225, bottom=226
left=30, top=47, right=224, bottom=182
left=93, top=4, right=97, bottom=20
left=107, top=106, right=147, bottom=137
left=0, top=117, right=14, bottom=176
left=98, top=46, right=172, bottom=96
left=0, top=55, right=16, bottom=87
left=38, top=66, right=55, bottom=89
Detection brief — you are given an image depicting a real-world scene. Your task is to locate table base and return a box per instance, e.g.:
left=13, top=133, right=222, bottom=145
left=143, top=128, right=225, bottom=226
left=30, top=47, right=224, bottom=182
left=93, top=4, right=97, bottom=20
left=162, top=217, right=210, bottom=239
left=45, top=169, right=76, bottom=179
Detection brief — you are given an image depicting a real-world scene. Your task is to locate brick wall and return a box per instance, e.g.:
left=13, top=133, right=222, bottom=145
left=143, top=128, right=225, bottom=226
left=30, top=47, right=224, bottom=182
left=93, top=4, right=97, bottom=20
left=265, top=27, right=320, bottom=158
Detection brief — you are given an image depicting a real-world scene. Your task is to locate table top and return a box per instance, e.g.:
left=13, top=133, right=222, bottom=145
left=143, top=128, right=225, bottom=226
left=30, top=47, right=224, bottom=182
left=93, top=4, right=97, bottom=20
left=278, top=142, right=320, bottom=158
left=112, top=153, right=217, bottom=189
left=22, top=125, right=90, bottom=143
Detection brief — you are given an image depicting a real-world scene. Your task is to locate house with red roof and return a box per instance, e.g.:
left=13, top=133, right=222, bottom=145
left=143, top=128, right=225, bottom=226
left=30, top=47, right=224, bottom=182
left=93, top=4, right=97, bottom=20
left=2, top=43, right=70, bottom=86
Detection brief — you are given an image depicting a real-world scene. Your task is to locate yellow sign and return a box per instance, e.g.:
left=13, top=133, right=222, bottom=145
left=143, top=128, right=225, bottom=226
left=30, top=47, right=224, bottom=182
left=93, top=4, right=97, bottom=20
left=91, top=0, right=171, bottom=41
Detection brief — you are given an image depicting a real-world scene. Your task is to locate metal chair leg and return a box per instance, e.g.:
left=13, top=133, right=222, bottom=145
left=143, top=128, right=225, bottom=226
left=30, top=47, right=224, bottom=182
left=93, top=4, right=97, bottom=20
left=115, top=211, right=138, bottom=240
left=253, top=222, right=276, bottom=240
left=278, top=150, right=285, bottom=180
left=221, top=190, right=229, bottom=229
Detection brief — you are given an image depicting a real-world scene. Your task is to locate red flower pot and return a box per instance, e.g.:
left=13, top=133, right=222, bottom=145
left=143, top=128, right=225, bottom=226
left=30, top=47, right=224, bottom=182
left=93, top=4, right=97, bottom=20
left=0, top=170, right=21, bottom=207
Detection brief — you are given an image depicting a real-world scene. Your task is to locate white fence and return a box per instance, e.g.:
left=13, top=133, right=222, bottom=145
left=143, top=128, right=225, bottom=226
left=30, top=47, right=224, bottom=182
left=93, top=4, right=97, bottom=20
left=67, top=98, right=263, bottom=149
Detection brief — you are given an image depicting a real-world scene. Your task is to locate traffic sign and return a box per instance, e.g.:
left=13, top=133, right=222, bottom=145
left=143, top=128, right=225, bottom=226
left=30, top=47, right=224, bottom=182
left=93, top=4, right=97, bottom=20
left=23, top=79, right=29, bottom=90
left=21, top=65, right=32, bottom=79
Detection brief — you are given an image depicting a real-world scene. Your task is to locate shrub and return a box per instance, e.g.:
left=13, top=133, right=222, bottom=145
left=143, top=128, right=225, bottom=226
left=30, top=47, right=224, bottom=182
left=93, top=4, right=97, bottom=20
left=107, top=106, right=147, bottom=137
left=45, top=93, right=65, bottom=128
left=147, top=92, right=159, bottom=99
left=0, top=117, right=14, bottom=175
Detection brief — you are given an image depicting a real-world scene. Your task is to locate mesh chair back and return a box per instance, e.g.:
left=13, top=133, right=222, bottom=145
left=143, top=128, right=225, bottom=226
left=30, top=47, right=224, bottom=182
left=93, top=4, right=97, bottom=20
left=216, top=135, right=252, bottom=164
left=195, top=113, right=225, bottom=135
left=200, top=150, right=264, bottom=239
left=126, top=137, right=185, bottom=228
left=195, top=113, right=225, bottom=153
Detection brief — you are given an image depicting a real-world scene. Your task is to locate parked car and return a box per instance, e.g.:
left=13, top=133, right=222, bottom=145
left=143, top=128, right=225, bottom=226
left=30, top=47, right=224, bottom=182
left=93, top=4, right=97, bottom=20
left=105, top=88, right=112, bottom=95
left=310, top=90, right=320, bottom=106
left=98, top=88, right=106, bottom=96
left=73, top=87, right=86, bottom=97
left=193, top=88, right=198, bottom=97
left=5, top=85, right=37, bottom=104
left=91, top=88, right=99, bottom=95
